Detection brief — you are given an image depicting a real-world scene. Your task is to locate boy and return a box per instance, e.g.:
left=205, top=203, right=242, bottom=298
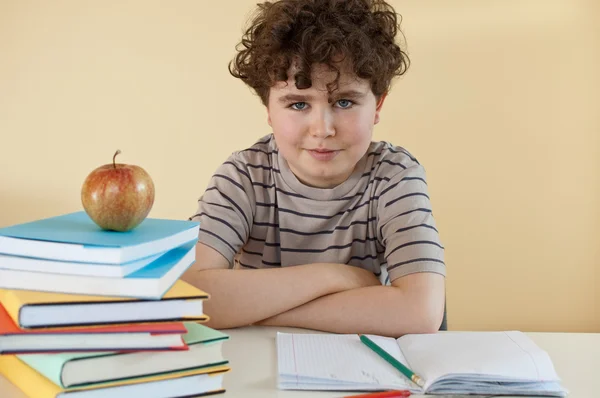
left=183, top=0, right=446, bottom=338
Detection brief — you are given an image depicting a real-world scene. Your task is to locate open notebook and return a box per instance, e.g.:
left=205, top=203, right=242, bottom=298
left=277, top=331, right=568, bottom=396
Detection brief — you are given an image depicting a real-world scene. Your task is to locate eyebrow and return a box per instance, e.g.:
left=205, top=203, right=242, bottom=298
left=277, top=90, right=367, bottom=104
left=277, top=94, right=315, bottom=104
left=330, top=90, right=367, bottom=100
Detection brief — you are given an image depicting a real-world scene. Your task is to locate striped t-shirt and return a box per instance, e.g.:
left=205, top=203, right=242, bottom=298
left=190, top=135, right=445, bottom=283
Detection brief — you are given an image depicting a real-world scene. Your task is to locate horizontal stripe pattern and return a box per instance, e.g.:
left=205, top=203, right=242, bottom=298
left=191, top=135, right=445, bottom=281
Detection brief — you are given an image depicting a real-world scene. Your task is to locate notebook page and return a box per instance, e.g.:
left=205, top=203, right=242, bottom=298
left=397, top=331, right=561, bottom=388
left=277, top=332, right=413, bottom=389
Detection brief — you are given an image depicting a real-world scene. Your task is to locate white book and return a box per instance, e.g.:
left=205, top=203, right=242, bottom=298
left=59, top=372, right=225, bottom=398
left=0, top=241, right=197, bottom=300
left=0, top=332, right=185, bottom=354
left=277, top=331, right=568, bottom=397
left=58, top=372, right=225, bottom=398
left=0, top=252, right=163, bottom=277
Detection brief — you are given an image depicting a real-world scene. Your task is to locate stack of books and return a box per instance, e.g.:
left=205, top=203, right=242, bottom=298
left=0, top=211, right=230, bottom=398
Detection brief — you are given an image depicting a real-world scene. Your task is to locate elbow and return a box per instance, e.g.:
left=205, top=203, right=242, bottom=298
left=419, top=312, right=443, bottom=334
left=390, top=273, right=446, bottom=335
left=394, top=293, right=445, bottom=336
left=414, top=297, right=445, bottom=334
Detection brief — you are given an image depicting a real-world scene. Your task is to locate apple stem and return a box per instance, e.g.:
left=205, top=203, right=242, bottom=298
left=113, top=150, right=121, bottom=169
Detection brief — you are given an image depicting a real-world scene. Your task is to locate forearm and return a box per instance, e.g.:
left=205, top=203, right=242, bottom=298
left=257, top=284, right=444, bottom=337
left=181, top=263, right=375, bottom=329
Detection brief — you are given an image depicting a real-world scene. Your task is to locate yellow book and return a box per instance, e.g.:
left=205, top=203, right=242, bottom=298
left=0, top=354, right=229, bottom=398
left=0, top=279, right=209, bottom=329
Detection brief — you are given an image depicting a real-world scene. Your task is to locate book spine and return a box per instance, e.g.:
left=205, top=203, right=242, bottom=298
left=0, top=289, right=24, bottom=327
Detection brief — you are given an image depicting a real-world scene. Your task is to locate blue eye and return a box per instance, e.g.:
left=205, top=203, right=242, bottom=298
left=336, top=99, right=354, bottom=108
left=290, top=102, right=308, bottom=110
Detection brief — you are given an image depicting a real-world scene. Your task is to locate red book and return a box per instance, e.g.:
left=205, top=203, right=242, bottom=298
left=0, top=303, right=188, bottom=354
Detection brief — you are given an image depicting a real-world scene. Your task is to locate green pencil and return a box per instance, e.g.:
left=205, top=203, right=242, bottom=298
left=359, top=334, right=426, bottom=388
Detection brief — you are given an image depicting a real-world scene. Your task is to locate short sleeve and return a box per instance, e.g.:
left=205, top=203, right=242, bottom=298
left=190, top=154, right=256, bottom=266
left=377, top=164, right=446, bottom=282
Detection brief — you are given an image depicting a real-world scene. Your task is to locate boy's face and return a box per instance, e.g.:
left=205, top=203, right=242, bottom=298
left=267, top=63, right=385, bottom=188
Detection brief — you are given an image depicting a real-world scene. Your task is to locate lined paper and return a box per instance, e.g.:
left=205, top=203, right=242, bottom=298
left=276, top=332, right=413, bottom=390
left=276, top=331, right=566, bottom=396
left=397, top=331, right=561, bottom=387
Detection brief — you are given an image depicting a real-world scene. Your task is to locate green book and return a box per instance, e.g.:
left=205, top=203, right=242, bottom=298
left=18, top=322, right=229, bottom=388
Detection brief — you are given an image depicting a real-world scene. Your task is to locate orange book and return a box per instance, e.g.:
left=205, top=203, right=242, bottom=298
left=0, top=280, right=208, bottom=329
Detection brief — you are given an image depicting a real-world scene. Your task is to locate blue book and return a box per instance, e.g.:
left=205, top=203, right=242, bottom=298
left=0, top=240, right=197, bottom=299
left=0, top=211, right=199, bottom=264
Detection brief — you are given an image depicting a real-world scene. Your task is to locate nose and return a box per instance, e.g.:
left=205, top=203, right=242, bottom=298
left=309, top=108, right=335, bottom=138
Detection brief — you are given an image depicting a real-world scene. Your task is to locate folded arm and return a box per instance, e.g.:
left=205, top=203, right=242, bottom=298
left=181, top=243, right=381, bottom=329
left=256, top=272, right=445, bottom=338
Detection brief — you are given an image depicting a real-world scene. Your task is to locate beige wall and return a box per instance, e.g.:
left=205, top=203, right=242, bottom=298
left=0, top=0, right=598, bottom=332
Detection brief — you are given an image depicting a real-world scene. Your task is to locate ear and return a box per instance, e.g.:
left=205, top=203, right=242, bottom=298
left=374, top=92, right=388, bottom=125
left=266, top=106, right=272, bottom=127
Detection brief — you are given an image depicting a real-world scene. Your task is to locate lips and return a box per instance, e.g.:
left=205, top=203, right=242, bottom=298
left=307, top=148, right=339, bottom=161
left=312, top=149, right=335, bottom=153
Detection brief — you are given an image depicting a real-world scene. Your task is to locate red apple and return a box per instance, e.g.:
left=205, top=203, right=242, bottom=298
left=81, top=150, right=155, bottom=232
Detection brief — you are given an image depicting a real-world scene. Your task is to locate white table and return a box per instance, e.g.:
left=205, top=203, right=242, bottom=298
left=1, top=326, right=599, bottom=397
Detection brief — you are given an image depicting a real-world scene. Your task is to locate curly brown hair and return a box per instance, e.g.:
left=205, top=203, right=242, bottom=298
left=229, top=0, right=410, bottom=105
